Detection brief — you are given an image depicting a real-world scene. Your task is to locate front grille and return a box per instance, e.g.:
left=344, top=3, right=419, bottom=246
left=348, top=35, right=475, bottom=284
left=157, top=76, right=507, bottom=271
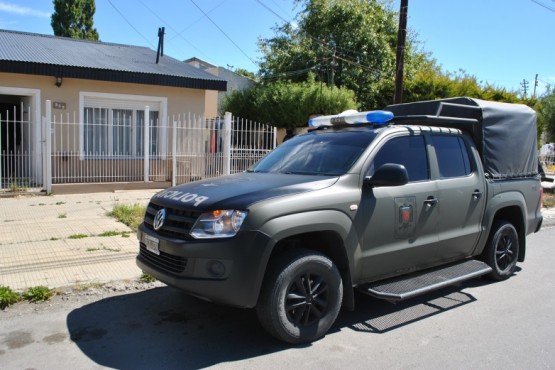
left=139, top=244, right=187, bottom=274
left=144, top=202, right=202, bottom=240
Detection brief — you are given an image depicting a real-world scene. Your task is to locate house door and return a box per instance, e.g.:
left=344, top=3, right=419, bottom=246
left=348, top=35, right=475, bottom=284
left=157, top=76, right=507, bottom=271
left=1, top=101, right=21, bottom=187
left=0, top=96, right=36, bottom=191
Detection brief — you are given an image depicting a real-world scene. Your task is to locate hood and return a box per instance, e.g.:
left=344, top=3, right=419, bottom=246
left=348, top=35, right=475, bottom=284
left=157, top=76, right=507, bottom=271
left=151, top=172, right=338, bottom=210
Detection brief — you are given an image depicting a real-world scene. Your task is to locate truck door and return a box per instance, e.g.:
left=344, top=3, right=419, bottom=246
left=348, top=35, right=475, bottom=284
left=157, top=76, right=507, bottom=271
left=430, top=134, right=486, bottom=259
left=358, top=134, right=441, bottom=281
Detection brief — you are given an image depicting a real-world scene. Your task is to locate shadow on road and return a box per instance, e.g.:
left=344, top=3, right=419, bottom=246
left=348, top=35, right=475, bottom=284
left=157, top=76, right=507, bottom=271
left=67, top=280, right=484, bottom=369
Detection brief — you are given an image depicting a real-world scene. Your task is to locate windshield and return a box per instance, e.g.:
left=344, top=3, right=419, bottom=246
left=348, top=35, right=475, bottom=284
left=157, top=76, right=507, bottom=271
left=250, top=130, right=377, bottom=175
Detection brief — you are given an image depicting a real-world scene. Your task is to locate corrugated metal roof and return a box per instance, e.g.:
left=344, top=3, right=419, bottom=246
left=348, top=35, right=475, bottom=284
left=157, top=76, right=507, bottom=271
left=0, top=29, right=227, bottom=91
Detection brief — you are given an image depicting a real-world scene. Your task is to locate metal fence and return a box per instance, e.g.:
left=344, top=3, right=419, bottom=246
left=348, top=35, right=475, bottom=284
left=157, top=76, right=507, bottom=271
left=0, top=103, right=42, bottom=193
left=1, top=101, right=275, bottom=194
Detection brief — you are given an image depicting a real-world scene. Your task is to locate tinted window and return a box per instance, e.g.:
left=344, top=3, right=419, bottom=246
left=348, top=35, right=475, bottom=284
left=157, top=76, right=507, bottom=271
left=431, top=135, right=471, bottom=178
left=251, top=130, right=377, bottom=175
left=372, top=136, right=429, bottom=182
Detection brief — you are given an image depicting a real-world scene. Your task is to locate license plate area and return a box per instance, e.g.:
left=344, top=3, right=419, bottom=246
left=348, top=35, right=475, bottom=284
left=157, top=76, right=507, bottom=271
left=142, top=233, right=160, bottom=255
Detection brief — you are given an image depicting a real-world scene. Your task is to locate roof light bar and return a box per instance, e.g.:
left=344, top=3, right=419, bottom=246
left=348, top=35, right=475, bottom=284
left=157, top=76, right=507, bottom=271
left=308, top=110, right=394, bottom=128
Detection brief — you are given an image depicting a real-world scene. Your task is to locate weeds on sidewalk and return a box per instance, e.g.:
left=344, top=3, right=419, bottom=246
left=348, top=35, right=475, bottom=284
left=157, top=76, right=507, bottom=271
left=110, top=203, right=146, bottom=232
left=22, top=286, right=55, bottom=303
left=1, top=285, right=54, bottom=309
left=0, top=286, right=20, bottom=309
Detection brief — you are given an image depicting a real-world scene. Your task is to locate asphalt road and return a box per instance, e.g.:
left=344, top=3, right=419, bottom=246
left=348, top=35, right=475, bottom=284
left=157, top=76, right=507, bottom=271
left=1, top=226, right=554, bottom=370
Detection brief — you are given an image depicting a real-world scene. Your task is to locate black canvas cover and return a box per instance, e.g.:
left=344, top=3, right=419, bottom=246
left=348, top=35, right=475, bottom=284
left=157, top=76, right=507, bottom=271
left=386, top=97, right=538, bottom=179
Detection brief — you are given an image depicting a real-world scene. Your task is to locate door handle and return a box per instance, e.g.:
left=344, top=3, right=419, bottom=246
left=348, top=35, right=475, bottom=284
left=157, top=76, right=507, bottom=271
left=472, top=190, right=483, bottom=199
left=424, top=197, right=438, bottom=207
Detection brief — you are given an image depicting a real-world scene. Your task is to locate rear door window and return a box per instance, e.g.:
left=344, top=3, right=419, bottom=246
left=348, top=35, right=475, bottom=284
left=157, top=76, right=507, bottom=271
left=431, top=135, right=472, bottom=178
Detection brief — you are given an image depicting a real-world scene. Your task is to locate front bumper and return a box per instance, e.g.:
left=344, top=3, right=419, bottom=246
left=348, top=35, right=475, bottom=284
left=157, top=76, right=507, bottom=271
left=136, top=223, right=273, bottom=308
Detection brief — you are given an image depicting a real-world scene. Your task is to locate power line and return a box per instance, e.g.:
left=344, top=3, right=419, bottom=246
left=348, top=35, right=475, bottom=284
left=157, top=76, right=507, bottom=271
left=531, top=0, right=555, bottom=13
left=106, top=0, right=155, bottom=48
left=136, top=0, right=212, bottom=61
left=189, top=0, right=257, bottom=65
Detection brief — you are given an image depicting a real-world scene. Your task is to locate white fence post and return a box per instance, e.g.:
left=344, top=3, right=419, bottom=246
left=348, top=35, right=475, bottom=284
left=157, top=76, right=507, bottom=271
left=223, top=112, right=232, bottom=176
left=44, top=100, right=52, bottom=194
left=172, top=116, right=177, bottom=187
left=143, top=106, right=150, bottom=182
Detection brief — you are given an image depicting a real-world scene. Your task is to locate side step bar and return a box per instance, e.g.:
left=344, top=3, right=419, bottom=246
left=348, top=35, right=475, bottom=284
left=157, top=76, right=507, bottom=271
left=360, top=260, right=492, bottom=301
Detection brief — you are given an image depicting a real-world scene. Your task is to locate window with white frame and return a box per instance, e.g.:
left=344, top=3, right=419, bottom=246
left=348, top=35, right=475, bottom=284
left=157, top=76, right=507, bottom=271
left=81, top=93, right=165, bottom=158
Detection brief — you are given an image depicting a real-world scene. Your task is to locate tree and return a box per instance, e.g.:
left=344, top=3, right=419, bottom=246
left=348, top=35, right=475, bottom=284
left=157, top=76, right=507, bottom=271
left=538, top=90, right=555, bottom=143
left=257, top=0, right=522, bottom=109
left=258, top=0, right=400, bottom=110
left=222, top=74, right=358, bottom=127
left=51, top=0, right=99, bottom=41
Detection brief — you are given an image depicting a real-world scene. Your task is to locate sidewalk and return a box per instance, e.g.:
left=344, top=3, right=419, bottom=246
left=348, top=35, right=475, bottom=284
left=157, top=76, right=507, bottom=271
left=1, top=189, right=554, bottom=291
left=0, top=190, right=160, bottom=291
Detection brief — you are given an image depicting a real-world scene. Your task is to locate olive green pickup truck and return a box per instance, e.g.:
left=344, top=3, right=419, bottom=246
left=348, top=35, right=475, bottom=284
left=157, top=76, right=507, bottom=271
left=137, top=97, right=543, bottom=343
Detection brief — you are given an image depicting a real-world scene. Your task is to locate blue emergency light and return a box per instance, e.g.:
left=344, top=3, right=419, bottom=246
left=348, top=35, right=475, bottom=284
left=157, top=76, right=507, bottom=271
left=308, top=110, right=394, bottom=128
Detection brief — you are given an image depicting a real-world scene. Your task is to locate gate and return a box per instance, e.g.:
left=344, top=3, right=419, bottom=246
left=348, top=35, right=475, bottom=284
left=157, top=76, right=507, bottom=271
left=0, top=103, right=42, bottom=194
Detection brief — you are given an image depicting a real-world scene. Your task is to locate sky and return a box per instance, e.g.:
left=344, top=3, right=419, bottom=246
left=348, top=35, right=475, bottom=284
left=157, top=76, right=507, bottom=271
left=0, top=0, right=553, bottom=98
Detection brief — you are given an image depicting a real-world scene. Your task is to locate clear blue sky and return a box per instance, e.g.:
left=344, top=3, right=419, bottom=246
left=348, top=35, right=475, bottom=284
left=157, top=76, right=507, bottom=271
left=1, top=0, right=553, bottom=97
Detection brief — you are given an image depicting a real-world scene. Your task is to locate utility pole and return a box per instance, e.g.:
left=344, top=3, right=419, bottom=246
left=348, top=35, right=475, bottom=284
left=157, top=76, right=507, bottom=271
left=521, top=79, right=529, bottom=99
left=394, top=0, right=408, bottom=104
left=533, top=74, right=539, bottom=98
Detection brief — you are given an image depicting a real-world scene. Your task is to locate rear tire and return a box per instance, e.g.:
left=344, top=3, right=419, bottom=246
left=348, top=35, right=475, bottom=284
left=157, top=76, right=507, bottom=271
left=256, top=249, right=343, bottom=344
left=483, top=220, right=519, bottom=281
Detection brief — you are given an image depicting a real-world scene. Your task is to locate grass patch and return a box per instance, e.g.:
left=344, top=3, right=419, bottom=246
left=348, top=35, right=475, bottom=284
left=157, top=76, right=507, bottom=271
left=55, top=201, right=66, bottom=205
left=544, top=191, right=555, bottom=208
left=68, top=233, right=88, bottom=239
left=50, top=237, right=59, bottom=241
left=98, top=230, right=121, bottom=237
left=139, top=273, right=156, bottom=283
left=0, top=286, right=21, bottom=309
left=22, top=286, right=55, bottom=303
left=110, top=203, right=146, bottom=232
left=8, top=181, right=27, bottom=193
left=58, top=212, right=67, bottom=219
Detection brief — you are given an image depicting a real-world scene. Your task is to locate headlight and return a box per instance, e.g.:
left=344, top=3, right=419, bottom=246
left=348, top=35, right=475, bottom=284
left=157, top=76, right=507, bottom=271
left=190, top=210, right=248, bottom=239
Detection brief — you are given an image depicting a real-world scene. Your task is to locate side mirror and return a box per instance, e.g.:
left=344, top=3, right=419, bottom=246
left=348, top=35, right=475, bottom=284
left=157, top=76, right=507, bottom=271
left=364, top=163, right=409, bottom=188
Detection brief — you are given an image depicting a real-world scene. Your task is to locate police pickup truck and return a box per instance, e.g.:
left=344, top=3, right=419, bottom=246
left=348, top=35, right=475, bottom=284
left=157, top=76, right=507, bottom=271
left=137, top=97, right=543, bottom=344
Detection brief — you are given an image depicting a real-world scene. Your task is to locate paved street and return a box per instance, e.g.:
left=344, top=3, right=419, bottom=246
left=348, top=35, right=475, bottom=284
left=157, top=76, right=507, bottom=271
left=1, top=225, right=554, bottom=369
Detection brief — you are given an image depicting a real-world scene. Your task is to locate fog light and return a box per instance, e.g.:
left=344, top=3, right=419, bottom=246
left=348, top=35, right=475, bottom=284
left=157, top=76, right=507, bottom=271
left=207, top=260, right=226, bottom=277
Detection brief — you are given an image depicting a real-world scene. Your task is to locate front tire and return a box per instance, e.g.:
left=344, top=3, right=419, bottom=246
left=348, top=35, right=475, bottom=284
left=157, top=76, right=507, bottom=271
left=256, top=249, right=343, bottom=344
left=483, top=220, right=519, bottom=281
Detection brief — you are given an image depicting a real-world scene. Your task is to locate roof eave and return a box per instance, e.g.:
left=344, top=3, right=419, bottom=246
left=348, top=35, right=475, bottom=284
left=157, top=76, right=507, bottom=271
left=0, top=61, right=227, bottom=91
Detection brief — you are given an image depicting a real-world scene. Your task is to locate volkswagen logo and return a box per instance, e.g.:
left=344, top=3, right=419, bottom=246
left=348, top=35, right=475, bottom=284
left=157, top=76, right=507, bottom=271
left=153, top=209, right=166, bottom=231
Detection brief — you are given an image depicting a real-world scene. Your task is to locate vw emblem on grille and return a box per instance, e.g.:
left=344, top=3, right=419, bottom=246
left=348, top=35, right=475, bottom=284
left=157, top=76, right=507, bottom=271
left=153, top=209, right=166, bottom=231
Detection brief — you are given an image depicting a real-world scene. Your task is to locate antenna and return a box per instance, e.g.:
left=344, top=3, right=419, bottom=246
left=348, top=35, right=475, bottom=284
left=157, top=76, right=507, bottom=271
left=156, top=27, right=165, bottom=64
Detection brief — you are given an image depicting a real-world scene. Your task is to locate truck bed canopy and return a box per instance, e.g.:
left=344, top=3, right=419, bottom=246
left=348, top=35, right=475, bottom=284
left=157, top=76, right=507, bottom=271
left=386, top=97, right=538, bottom=179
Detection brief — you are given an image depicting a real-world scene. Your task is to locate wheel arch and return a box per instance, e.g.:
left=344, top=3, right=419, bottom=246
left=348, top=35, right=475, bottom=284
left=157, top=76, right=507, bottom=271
left=267, top=230, right=355, bottom=311
left=257, top=210, right=357, bottom=310
left=488, top=205, right=526, bottom=262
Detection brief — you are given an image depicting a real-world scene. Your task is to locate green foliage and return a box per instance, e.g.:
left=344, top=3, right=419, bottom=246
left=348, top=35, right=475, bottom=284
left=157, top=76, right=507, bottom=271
left=110, top=203, right=146, bottom=232
left=68, top=233, right=88, bottom=239
left=222, top=74, right=358, bottom=127
left=51, top=0, right=99, bottom=41
left=22, top=286, right=55, bottom=303
left=537, top=90, right=555, bottom=142
left=257, top=0, right=522, bottom=109
left=0, top=286, right=21, bottom=309
left=139, top=273, right=157, bottom=283
left=258, top=0, right=401, bottom=109
left=98, top=230, right=121, bottom=237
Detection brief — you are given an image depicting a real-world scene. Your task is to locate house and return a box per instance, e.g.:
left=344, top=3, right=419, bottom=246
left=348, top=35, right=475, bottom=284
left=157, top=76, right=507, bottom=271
left=185, top=57, right=256, bottom=112
left=0, top=29, right=229, bottom=192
